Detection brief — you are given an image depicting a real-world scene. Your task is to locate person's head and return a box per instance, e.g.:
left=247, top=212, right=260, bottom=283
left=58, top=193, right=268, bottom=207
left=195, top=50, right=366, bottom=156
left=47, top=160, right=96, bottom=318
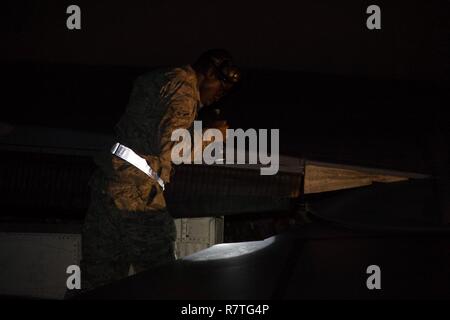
left=193, top=49, right=241, bottom=107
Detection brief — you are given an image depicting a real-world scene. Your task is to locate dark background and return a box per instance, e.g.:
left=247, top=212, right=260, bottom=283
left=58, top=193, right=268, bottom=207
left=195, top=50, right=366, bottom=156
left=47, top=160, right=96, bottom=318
left=3, top=1, right=449, bottom=77
left=2, top=0, right=449, bottom=174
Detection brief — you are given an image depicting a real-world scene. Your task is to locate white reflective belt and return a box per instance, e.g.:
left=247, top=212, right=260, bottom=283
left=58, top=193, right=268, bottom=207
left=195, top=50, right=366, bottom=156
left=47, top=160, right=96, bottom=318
left=111, top=143, right=165, bottom=190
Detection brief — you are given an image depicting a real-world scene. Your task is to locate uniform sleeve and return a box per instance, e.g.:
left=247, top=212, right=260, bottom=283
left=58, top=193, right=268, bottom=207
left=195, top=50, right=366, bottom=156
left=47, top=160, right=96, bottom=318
left=158, top=78, right=197, bottom=184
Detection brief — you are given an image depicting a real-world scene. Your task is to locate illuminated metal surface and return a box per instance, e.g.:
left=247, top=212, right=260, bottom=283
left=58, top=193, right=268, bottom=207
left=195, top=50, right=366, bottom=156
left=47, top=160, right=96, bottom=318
left=184, top=237, right=276, bottom=261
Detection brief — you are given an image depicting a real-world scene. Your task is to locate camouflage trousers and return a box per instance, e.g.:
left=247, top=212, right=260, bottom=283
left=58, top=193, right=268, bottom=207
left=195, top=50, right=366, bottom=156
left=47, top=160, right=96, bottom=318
left=78, top=155, right=177, bottom=292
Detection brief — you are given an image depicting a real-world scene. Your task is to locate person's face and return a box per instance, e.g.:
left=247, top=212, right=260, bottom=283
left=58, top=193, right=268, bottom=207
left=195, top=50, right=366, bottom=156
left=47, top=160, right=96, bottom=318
left=199, top=67, right=233, bottom=107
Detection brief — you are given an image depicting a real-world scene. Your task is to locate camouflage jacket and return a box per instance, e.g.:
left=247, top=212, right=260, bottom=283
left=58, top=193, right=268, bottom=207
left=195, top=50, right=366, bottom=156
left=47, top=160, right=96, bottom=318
left=114, top=65, right=201, bottom=184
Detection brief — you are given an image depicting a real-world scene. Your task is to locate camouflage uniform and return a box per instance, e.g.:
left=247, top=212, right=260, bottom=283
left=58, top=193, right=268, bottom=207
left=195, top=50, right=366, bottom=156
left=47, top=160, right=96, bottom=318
left=79, top=65, right=201, bottom=291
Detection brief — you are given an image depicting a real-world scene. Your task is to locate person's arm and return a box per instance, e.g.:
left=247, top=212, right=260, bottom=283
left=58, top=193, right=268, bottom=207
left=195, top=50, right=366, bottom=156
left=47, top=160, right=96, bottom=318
left=158, top=79, right=198, bottom=184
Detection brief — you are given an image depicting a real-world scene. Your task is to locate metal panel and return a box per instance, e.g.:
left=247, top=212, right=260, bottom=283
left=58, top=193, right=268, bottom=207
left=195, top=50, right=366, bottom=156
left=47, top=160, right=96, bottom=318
left=0, top=232, right=81, bottom=299
left=174, top=217, right=224, bottom=258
